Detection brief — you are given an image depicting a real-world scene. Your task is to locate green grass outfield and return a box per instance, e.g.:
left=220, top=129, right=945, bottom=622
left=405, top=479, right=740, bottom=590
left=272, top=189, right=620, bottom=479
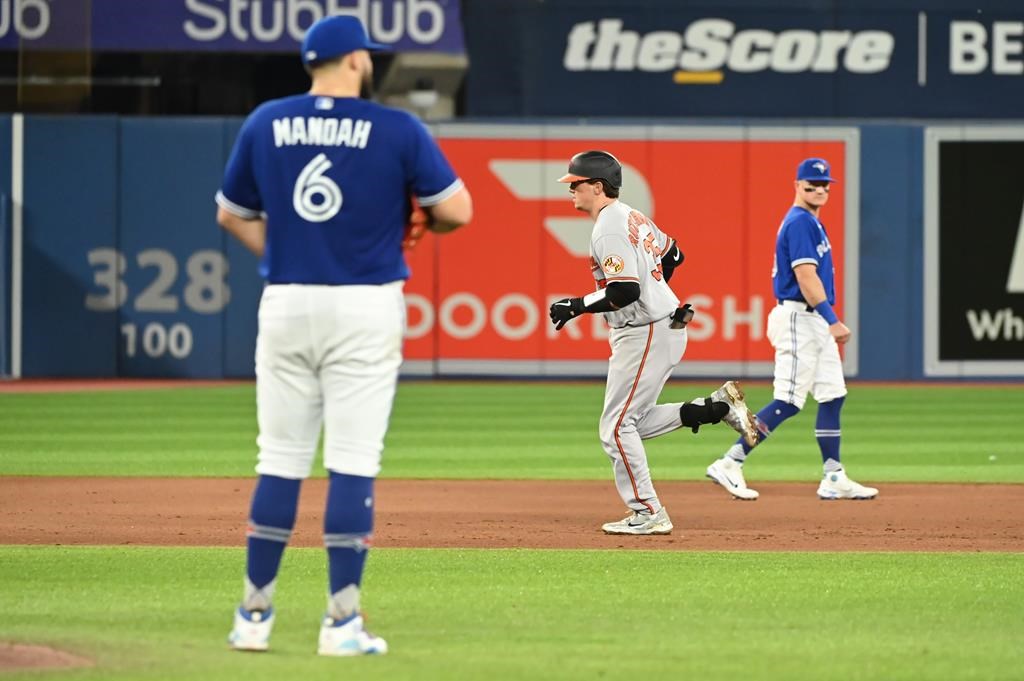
left=3, top=546, right=1022, bottom=681
left=1, top=382, right=1022, bottom=680
left=0, top=382, right=1022, bottom=481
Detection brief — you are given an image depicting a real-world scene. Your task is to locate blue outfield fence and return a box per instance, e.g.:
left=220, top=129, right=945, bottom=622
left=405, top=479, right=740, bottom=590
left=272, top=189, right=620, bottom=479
left=0, top=193, right=8, bottom=378
left=3, top=115, right=1022, bottom=379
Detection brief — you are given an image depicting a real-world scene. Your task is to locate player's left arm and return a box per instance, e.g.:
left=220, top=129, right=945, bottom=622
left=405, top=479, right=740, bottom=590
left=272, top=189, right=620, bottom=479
left=406, top=116, right=472, bottom=234
left=660, top=238, right=684, bottom=282
left=794, top=264, right=851, bottom=344
left=550, top=233, right=641, bottom=330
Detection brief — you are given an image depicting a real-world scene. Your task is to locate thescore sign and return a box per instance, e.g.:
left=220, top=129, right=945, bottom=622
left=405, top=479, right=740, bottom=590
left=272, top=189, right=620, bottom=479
left=564, top=19, right=894, bottom=75
left=462, top=2, right=1024, bottom=117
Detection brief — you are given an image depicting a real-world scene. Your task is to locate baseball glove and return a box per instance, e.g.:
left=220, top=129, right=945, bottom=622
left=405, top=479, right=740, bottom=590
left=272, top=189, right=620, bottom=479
left=403, top=197, right=434, bottom=251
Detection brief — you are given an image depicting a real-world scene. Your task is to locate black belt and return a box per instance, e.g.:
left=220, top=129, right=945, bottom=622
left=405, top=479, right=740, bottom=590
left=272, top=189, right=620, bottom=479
left=779, top=299, right=815, bottom=313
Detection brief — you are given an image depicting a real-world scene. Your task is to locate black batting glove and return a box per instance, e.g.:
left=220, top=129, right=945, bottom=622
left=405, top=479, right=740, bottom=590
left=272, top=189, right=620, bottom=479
left=549, top=297, right=585, bottom=330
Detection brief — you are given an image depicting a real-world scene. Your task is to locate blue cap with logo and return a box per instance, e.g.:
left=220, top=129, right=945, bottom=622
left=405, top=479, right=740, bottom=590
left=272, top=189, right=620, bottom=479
left=301, top=16, right=389, bottom=65
left=796, top=157, right=836, bottom=183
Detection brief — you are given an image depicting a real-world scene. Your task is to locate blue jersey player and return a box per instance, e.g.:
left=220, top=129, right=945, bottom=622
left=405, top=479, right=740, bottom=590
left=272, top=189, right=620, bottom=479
left=220, top=15, right=472, bottom=656
left=705, top=158, right=877, bottom=502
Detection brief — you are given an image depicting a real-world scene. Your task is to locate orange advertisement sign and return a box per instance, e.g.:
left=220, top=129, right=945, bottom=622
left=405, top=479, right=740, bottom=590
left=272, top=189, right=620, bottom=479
left=403, top=135, right=848, bottom=373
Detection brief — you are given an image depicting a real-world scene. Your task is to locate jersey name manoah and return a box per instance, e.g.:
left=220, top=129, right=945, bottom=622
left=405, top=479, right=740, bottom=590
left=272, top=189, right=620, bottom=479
left=217, top=94, right=462, bottom=285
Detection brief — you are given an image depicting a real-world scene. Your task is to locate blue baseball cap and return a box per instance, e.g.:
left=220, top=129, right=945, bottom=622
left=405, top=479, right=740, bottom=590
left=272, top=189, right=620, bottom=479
left=301, top=16, right=389, bottom=65
left=796, top=157, right=836, bottom=183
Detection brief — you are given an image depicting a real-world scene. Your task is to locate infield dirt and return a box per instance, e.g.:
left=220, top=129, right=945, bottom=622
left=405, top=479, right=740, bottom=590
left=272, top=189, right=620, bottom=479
left=2, top=477, right=1021, bottom=551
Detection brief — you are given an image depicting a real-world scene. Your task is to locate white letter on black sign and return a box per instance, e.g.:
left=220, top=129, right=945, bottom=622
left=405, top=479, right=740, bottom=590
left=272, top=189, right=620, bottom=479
left=950, top=21, right=988, bottom=74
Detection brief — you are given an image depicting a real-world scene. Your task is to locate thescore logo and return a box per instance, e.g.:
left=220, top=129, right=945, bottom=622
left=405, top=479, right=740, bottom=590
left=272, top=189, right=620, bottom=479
left=564, top=18, right=894, bottom=75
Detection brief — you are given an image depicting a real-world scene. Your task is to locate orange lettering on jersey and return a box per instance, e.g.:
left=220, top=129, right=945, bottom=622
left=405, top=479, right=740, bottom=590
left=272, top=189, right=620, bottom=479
left=627, top=224, right=640, bottom=247
left=651, top=263, right=664, bottom=281
left=643, top=232, right=655, bottom=254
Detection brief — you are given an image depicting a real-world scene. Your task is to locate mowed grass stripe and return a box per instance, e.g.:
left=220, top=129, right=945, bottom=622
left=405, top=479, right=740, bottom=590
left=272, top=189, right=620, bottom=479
left=0, top=383, right=1021, bottom=481
left=1, top=546, right=1021, bottom=681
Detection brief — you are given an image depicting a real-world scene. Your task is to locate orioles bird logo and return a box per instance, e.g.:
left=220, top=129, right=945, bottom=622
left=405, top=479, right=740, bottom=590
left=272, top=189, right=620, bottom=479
left=603, top=255, right=624, bottom=275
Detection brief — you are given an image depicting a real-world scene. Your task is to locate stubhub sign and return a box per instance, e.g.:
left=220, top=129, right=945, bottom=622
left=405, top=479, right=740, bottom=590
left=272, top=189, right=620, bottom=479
left=0, top=0, right=466, bottom=53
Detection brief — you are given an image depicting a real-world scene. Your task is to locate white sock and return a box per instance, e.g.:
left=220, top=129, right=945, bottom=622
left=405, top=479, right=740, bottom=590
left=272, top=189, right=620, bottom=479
left=327, top=584, right=361, bottom=622
left=725, top=443, right=746, bottom=463
left=823, top=458, right=843, bottom=474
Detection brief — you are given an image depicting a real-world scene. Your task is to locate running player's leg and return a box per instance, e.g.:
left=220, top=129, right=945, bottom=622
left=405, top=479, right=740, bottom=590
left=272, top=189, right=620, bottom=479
left=634, top=323, right=689, bottom=439
left=319, top=283, right=404, bottom=624
left=599, top=324, right=667, bottom=515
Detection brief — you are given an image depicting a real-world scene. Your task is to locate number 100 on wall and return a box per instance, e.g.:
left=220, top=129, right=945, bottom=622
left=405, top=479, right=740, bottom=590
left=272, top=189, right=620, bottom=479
left=85, top=247, right=231, bottom=362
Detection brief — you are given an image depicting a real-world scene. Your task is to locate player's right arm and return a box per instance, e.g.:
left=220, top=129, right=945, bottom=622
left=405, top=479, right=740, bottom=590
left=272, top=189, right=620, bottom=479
left=794, top=264, right=851, bottom=344
left=215, top=112, right=266, bottom=256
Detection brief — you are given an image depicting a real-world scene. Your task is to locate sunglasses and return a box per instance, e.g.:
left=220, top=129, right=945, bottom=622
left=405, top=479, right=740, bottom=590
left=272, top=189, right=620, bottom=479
left=569, top=179, right=598, bottom=191
left=802, top=182, right=831, bottom=192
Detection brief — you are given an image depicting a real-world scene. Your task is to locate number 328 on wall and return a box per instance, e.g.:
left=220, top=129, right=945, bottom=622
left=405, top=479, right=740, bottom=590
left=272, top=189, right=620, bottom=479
left=84, top=248, right=231, bottom=314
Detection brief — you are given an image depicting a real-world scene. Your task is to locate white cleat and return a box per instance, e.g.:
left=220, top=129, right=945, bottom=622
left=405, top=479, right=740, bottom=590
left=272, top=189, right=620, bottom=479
left=601, top=506, right=674, bottom=535
left=228, top=606, right=275, bottom=652
left=817, top=470, right=879, bottom=500
left=318, top=613, right=388, bottom=656
left=705, top=457, right=759, bottom=500
left=711, top=381, right=759, bottom=447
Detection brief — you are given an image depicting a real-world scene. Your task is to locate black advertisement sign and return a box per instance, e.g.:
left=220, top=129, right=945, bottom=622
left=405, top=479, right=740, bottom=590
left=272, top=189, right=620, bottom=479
left=937, top=140, right=1024, bottom=363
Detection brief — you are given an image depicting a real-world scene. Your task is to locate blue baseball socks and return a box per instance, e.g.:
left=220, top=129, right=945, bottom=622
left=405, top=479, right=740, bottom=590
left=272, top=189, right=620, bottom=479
left=324, top=471, right=374, bottom=621
left=243, top=474, right=302, bottom=612
left=723, top=399, right=801, bottom=462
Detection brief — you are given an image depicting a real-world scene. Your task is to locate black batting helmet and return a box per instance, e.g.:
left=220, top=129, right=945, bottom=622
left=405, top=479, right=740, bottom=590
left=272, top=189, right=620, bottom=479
left=557, top=150, right=622, bottom=189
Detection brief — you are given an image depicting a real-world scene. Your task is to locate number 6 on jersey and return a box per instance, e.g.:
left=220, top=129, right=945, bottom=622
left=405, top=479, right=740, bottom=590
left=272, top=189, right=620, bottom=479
left=294, top=153, right=343, bottom=222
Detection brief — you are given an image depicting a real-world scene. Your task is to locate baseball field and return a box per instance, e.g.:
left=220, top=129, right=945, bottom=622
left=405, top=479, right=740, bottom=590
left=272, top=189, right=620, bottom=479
left=1, top=380, right=1022, bottom=680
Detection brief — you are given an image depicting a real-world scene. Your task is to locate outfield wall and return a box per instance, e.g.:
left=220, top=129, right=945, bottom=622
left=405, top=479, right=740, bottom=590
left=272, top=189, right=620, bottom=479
left=1, top=116, right=1021, bottom=380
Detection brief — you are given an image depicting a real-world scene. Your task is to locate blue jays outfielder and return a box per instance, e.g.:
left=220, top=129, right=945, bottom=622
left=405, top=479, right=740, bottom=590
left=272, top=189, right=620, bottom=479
left=705, top=158, right=877, bottom=501
left=217, top=15, right=472, bottom=656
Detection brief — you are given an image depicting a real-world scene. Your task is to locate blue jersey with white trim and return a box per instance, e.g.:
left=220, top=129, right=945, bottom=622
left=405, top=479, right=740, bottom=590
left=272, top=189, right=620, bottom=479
left=217, top=94, right=461, bottom=285
left=771, top=206, right=836, bottom=304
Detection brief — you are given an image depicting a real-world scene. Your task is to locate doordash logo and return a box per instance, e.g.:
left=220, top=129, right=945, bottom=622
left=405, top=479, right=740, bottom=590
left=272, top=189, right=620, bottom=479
left=564, top=18, right=894, bottom=84
left=488, top=159, right=654, bottom=257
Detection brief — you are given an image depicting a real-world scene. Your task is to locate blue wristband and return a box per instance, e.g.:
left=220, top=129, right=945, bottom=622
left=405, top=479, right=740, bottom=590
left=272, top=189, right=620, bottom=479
left=813, top=301, right=839, bottom=325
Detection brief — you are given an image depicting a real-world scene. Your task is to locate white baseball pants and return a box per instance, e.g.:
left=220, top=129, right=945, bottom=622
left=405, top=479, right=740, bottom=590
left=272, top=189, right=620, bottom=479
left=253, top=282, right=405, bottom=480
left=768, top=301, right=847, bottom=410
left=599, top=319, right=688, bottom=514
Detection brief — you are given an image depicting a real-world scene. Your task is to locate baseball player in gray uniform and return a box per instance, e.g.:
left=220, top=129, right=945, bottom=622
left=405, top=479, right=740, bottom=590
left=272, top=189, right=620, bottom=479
left=549, top=150, right=759, bottom=535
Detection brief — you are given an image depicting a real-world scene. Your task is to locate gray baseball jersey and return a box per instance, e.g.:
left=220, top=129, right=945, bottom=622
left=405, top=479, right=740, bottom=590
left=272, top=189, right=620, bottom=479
left=591, top=200, right=688, bottom=515
left=590, top=201, right=679, bottom=327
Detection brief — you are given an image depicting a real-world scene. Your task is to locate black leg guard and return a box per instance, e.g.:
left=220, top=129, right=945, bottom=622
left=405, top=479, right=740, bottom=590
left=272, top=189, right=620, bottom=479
left=679, top=399, right=730, bottom=434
